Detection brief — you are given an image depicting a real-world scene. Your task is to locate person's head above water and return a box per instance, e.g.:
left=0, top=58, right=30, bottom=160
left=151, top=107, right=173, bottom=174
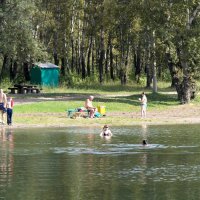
left=103, top=124, right=109, bottom=129
left=142, top=139, right=148, bottom=145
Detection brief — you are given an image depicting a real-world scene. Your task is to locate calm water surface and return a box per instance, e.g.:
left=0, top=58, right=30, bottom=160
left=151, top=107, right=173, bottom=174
left=1, top=124, right=200, bottom=200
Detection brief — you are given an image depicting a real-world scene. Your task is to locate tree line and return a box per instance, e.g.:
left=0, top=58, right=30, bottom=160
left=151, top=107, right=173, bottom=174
left=0, top=0, right=200, bottom=103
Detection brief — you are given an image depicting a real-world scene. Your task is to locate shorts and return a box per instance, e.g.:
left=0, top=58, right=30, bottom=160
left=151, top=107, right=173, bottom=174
left=0, top=103, right=7, bottom=113
left=141, top=104, right=147, bottom=109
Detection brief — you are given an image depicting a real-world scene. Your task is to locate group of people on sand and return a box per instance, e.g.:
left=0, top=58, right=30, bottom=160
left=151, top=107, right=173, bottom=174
left=85, top=92, right=148, bottom=119
left=0, top=89, right=14, bottom=125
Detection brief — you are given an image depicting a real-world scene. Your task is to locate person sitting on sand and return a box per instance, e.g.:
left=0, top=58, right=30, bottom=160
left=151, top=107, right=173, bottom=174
left=85, top=95, right=97, bottom=118
left=100, top=125, right=112, bottom=137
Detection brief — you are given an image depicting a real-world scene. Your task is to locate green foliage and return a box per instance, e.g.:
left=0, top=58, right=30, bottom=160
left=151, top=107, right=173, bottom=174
left=0, top=0, right=199, bottom=99
left=0, top=78, right=13, bottom=90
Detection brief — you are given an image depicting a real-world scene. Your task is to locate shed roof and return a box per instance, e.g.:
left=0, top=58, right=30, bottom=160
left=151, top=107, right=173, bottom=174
left=34, top=62, right=59, bottom=69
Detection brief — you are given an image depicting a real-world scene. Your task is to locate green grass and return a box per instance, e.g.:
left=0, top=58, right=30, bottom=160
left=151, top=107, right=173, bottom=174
left=14, top=91, right=179, bottom=114
left=8, top=82, right=200, bottom=126
left=30, top=81, right=176, bottom=95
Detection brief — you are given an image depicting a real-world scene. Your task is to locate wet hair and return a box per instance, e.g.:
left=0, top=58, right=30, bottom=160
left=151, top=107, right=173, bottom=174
left=142, top=139, right=148, bottom=145
left=103, top=124, right=109, bottom=129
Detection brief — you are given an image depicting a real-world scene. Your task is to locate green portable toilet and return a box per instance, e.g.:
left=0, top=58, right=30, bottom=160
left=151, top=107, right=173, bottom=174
left=30, top=63, right=60, bottom=87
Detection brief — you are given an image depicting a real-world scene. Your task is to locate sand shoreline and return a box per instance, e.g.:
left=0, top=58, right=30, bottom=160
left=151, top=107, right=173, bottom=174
left=3, top=115, right=200, bottom=129
left=2, top=97, right=200, bottom=129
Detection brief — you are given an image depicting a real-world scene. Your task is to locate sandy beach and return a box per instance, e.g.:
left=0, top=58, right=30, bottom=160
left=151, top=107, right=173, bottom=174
left=3, top=95, right=200, bottom=128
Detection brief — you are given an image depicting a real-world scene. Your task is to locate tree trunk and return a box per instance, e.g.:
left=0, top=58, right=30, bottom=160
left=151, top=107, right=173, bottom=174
left=98, top=28, right=105, bottom=84
left=10, top=59, right=17, bottom=82
left=23, top=62, right=30, bottom=81
left=109, top=34, right=114, bottom=81
left=53, top=32, right=59, bottom=66
left=12, top=61, right=18, bottom=80
left=80, top=36, right=86, bottom=79
left=91, top=39, right=95, bottom=75
left=75, top=40, right=80, bottom=74
left=71, top=38, right=74, bottom=72
left=175, top=76, right=197, bottom=104
left=145, top=45, right=152, bottom=88
left=174, top=5, right=200, bottom=103
left=165, top=52, right=177, bottom=87
left=105, top=44, right=109, bottom=80
left=115, top=56, right=119, bottom=78
left=80, top=2, right=87, bottom=80
left=0, top=54, right=8, bottom=81
left=120, top=67, right=127, bottom=85
left=145, top=64, right=152, bottom=88
left=87, top=36, right=92, bottom=77
left=9, top=59, right=13, bottom=81
left=61, top=57, right=65, bottom=76
left=152, top=30, right=157, bottom=93
left=134, top=47, right=141, bottom=83
left=70, top=3, right=76, bottom=73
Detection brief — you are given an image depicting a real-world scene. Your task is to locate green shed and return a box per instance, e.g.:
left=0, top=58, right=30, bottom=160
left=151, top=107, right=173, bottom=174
left=30, top=63, right=60, bottom=87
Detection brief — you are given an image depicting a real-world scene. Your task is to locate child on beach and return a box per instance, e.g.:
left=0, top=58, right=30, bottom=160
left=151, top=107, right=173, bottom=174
left=6, top=97, right=14, bottom=125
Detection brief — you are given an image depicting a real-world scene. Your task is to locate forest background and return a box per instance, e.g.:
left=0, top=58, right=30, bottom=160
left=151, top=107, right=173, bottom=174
left=0, top=0, right=200, bottom=104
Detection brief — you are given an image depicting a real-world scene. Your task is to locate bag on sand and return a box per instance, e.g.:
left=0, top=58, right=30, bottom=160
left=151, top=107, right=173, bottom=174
left=94, top=111, right=102, bottom=118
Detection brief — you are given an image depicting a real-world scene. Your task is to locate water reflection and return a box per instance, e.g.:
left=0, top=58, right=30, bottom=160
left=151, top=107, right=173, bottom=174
left=1, top=125, right=200, bottom=200
left=141, top=123, right=148, bottom=143
left=0, top=127, right=14, bottom=188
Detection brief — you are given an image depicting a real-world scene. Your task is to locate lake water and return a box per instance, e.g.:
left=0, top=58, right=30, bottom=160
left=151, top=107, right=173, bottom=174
left=1, top=124, right=200, bottom=200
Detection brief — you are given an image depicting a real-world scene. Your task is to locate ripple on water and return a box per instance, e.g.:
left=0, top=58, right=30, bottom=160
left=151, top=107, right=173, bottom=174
left=51, top=144, right=167, bottom=155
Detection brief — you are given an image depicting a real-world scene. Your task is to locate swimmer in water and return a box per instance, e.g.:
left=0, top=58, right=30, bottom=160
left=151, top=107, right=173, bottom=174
left=100, top=125, right=112, bottom=137
left=142, top=139, right=148, bottom=145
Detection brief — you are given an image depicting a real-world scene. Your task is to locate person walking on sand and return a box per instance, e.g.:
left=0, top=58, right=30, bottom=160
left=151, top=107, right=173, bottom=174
left=139, top=92, right=147, bottom=118
left=85, top=95, right=97, bottom=118
left=0, top=89, right=7, bottom=124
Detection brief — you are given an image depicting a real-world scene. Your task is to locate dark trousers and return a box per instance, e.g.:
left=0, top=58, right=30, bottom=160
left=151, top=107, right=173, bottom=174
left=0, top=103, right=6, bottom=113
left=7, top=108, right=13, bottom=125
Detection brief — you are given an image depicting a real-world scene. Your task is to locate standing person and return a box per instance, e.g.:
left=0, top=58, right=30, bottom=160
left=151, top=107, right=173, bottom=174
left=0, top=89, right=7, bottom=124
left=85, top=95, right=96, bottom=118
left=6, top=97, right=14, bottom=125
left=139, top=92, right=147, bottom=118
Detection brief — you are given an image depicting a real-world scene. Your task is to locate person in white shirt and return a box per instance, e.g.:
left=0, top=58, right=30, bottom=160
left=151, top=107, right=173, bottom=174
left=139, top=92, right=147, bottom=118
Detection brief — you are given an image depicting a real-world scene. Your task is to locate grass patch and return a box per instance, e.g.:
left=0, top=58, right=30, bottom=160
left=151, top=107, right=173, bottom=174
left=10, top=82, right=196, bottom=126
left=36, top=81, right=176, bottom=95
left=14, top=91, right=179, bottom=114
